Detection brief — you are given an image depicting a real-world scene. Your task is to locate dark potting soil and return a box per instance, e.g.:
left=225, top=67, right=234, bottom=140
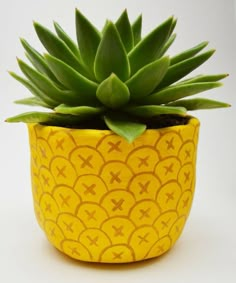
left=144, top=115, right=190, bottom=129
left=46, top=115, right=190, bottom=131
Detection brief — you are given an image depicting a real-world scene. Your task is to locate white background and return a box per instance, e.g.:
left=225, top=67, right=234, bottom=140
left=0, top=0, right=235, bottom=282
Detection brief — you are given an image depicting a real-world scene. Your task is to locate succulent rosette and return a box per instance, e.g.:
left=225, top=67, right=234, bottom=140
left=7, top=9, right=229, bottom=142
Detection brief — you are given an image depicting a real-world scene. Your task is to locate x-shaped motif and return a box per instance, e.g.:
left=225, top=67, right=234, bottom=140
left=113, top=251, right=124, bottom=259
left=42, top=174, right=50, bottom=186
left=87, top=235, right=99, bottom=246
left=111, top=199, right=124, bottom=211
left=185, top=149, right=191, bottom=159
left=108, top=141, right=122, bottom=153
left=166, top=137, right=175, bottom=150
left=45, top=202, right=52, bottom=213
left=112, top=225, right=124, bottom=237
left=161, top=218, right=171, bottom=229
left=56, top=138, right=65, bottom=150
left=40, top=147, right=47, bottom=159
left=138, top=181, right=150, bottom=194
left=110, top=171, right=121, bottom=184
left=183, top=197, right=190, bottom=208
left=166, top=192, right=175, bottom=203
left=85, top=210, right=96, bottom=221
left=139, top=208, right=151, bottom=220
left=56, top=165, right=67, bottom=178
left=164, top=163, right=174, bottom=175
left=63, top=221, right=74, bottom=233
left=60, top=194, right=70, bottom=207
left=78, top=154, right=93, bottom=169
left=70, top=247, right=80, bottom=256
left=157, top=244, right=165, bottom=253
left=184, top=171, right=190, bottom=183
left=83, top=183, right=96, bottom=195
left=138, top=156, right=149, bottom=168
left=50, top=228, right=56, bottom=237
left=138, top=233, right=149, bottom=245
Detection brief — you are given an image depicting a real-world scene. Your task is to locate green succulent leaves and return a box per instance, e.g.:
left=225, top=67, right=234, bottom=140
left=14, top=97, right=51, bottom=108
left=116, top=9, right=134, bottom=52
left=7, top=9, right=230, bottom=143
left=125, top=105, right=187, bottom=118
left=144, top=82, right=222, bottom=105
left=157, top=49, right=216, bottom=89
left=9, top=71, right=56, bottom=107
left=76, top=9, right=101, bottom=77
left=131, top=15, right=142, bottom=46
left=104, top=115, right=146, bottom=143
left=167, top=98, right=230, bottom=110
left=128, top=16, right=174, bottom=75
left=170, top=41, right=209, bottom=65
left=126, top=56, right=170, bottom=99
left=94, top=21, right=130, bottom=82
left=55, top=105, right=104, bottom=116
left=96, top=74, right=130, bottom=109
left=44, top=54, right=98, bottom=105
left=54, top=22, right=81, bottom=58
left=17, top=58, right=80, bottom=105
left=6, top=111, right=90, bottom=126
left=34, top=21, right=88, bottom=77
left=20, top=38, right=60, bottom=84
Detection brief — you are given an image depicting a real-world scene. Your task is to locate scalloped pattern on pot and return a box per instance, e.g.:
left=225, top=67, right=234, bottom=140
left=28, top=117, right=199, bottom=263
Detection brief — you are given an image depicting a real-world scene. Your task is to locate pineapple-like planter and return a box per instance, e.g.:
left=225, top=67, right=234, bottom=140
left=7, top=9, right=229, bottom=263
left=29, top=117, right=199, bottom=263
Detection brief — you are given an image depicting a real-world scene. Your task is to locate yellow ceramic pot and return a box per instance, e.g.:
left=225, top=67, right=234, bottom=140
left=28, top=117, right=199, bottom=263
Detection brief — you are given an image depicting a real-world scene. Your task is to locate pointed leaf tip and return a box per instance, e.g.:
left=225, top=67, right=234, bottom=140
left=132, top=14, right=142, bottom=46
left=129, top=16, right=174, bottom=75
left=76, top=8, right=101, bottom=76
left=96, top=73, right=130, bottom=109
left=20, top=37, right=25, bottom=44
left=177, top=73, right=229, bottom=85
left=55, top=104, right=104, bottom=116
left=116, top=9, right=134, bottom=52
left=34, top=21, right=87, bottom=76
left=168, top=98, right=231, bottom=110
left=145, top=82, right=222, bottom=105
left=158, top=49, right=217, bottom=88
left=126, top=56, right=170, bottom=99
left=94, top=21, right=130, bottom=82
left=104, top=114, right=146, bottom=143
left=159, top=33, right=177, bottom=57
left=44, top=53, right=98, bottom=104
left=170, top=41, right=210, bottom=66
left=21, top=39, right=62, bottom=85
left=53, top=21, right=81, bottom=58
left=125, top=105, right=186, bottom=118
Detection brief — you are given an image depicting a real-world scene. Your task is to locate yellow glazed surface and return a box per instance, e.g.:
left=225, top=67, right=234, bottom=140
left=28, top=117, right=199, bottom=263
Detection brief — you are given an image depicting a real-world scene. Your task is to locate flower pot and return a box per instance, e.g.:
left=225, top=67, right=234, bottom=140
left=28, top=116, right=199, bottom=263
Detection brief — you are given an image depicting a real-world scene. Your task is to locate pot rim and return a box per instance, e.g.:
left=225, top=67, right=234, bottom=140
left=27, top=115, right=200, bottom=135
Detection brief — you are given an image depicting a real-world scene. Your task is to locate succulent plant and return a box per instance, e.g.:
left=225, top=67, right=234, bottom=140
left=6, top=9, right=230, bottom=142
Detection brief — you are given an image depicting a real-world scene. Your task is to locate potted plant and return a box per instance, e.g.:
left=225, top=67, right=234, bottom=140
left=6, top=9, right=230, bottom=263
